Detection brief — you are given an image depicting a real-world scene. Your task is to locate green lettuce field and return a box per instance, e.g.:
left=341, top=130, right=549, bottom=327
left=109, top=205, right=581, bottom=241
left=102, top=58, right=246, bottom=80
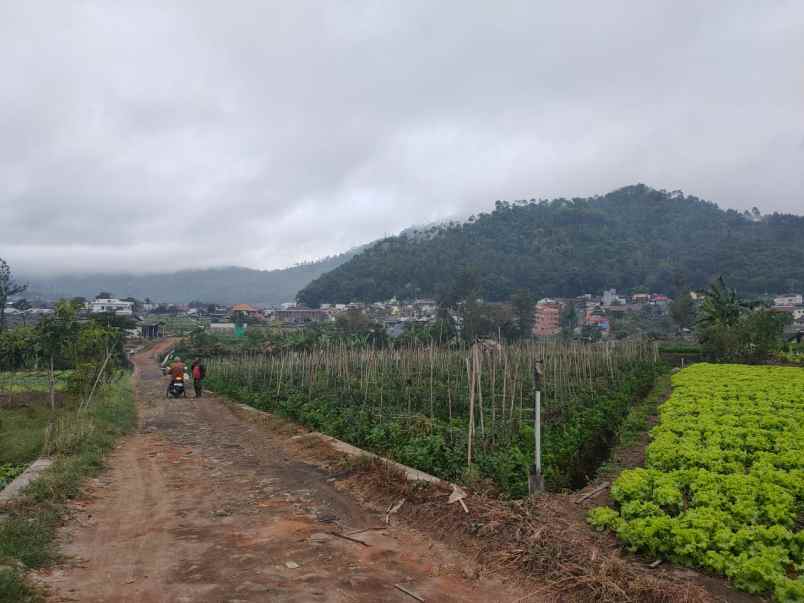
left=589, top=364, right=804, bottom=600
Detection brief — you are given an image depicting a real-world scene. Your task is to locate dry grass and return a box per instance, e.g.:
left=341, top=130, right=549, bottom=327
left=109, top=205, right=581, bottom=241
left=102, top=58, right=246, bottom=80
left=341, top=458, right=712, bottom=603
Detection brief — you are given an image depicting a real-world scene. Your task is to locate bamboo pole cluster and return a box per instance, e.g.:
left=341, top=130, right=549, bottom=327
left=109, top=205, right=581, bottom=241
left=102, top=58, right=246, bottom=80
left=207, top=340, right=657, bottom=449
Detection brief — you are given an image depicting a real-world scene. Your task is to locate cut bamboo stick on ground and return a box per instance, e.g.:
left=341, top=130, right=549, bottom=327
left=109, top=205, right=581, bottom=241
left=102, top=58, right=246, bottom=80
left=394, top=583, right=425, bottom=602
left=575, top=481, right=610, bottom=503
left=329, top=531, right=370, bottom=546
left=345, top=526, right=387, bottom=536
left=386, top=498, right=405, bottom=524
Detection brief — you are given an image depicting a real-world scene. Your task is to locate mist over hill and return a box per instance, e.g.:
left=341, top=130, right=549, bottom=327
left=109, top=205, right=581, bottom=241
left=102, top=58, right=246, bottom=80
left=297, top=185, right=804, bottom=306
left=24, top=250, right=361, bottom=305
left=22, top=185, right=804, bottom=307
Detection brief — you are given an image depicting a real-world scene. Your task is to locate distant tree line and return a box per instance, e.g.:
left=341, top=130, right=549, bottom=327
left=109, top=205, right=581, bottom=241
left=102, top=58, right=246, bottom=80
left=0, top=258, right=28, bottom=332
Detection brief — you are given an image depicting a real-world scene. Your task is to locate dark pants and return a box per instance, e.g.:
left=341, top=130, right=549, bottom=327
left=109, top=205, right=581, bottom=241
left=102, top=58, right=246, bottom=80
left=194, top=380, right=203, bottom=397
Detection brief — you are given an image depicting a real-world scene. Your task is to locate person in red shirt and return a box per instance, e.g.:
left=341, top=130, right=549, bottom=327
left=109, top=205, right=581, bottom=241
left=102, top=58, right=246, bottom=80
left=191, top=358, right=206, bottom=398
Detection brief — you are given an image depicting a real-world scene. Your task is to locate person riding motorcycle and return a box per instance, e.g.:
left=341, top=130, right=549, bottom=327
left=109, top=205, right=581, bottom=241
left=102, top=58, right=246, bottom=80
left=167, top=356, right=187, bottom=396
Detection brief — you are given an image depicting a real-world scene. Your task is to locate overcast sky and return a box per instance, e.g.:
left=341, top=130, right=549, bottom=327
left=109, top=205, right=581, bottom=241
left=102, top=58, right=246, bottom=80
left=1, top=1, right=802, bottom=275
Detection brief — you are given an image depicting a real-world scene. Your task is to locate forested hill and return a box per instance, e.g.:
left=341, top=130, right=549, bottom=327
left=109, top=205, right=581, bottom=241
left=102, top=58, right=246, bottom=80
left=26, top=250, right=360, bottom=305
left=297, top=185, right=804, bottom=306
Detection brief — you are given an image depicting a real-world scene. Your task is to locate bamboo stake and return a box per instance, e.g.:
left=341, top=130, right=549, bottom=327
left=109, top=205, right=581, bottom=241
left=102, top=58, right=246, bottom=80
left=466, top=355, right=475, bottom=467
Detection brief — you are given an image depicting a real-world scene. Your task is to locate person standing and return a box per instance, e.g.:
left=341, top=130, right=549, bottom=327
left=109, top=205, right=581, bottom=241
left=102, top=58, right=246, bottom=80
left=191, top=358, right=206, bottom=398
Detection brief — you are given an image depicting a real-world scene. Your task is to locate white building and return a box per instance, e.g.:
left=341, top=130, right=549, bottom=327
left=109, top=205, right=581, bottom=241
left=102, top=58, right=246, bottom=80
left=774, top=294, right=803, bottom=307
left=209, top=322, right=236, bottom=334
left=414, top=299, right=438, bottom=314
left=87, top=298, right=134, bottom=316
left=602, top=289, right=626, bottom=305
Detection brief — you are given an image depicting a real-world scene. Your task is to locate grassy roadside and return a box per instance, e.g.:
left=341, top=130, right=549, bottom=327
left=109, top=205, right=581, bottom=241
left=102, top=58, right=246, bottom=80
left=0, top=375, right=136, bottom=602
left=1, top=406, right=60, bottom=469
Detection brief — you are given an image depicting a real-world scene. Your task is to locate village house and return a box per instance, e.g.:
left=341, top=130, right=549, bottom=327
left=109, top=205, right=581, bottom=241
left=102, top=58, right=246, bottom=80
left=585, top=307, right=610, bottom=336
left=785, top=316, right=804, bottom=344
left=602, top=303, right=643, bottom=315
left=273, top=307, right=330, bottom=325
left=774, top=294, right=803, bottom=307
left=139, top=322, right=162, bottom=338
left=413, top=298, right=438, bottom=314
left=230, top=303, right=263, bottom=319
left=87, top=298, right=134, bottom=316
left=602, top=289, right=627, bottom=305
left=533, top=299, right=562, bottom=337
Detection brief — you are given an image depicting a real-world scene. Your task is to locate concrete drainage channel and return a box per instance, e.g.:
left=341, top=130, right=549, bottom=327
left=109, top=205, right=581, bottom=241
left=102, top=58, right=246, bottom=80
left=0, top=458, right=53, bottom=509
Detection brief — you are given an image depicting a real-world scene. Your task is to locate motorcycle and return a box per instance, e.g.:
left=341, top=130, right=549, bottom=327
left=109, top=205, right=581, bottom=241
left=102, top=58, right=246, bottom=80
left=167, top=375, right=187, bottom=398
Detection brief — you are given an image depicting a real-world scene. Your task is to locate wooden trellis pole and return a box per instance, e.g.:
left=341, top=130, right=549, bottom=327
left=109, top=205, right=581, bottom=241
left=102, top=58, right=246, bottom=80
left=529, top=360, right=545, bottom=495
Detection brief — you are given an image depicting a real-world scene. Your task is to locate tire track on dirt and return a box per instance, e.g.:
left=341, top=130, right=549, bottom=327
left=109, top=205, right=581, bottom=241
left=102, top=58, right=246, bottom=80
left=40, top=341, right=525, bottom=602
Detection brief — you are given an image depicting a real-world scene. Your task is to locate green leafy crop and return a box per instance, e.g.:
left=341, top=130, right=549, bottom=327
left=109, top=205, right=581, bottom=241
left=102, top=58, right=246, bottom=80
left=589, top=364, right=804, bottom=599
left=0, top=463, right=26, bottom=490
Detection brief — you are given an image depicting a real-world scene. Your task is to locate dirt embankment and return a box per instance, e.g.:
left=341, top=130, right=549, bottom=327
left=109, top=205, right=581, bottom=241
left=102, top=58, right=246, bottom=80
left=228, top=376, right=756, bottom=603
left=39, top=341, right=523, bottom=602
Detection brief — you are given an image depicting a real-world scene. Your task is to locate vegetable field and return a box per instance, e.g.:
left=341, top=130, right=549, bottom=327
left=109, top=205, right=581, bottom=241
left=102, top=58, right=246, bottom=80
left=0, top=370, right=72, bottom=393
left=589, top=364, right=804, bottom=600
left=0, top=463, right=26, bottom=490
left=206, top=340, right=660, bottom=495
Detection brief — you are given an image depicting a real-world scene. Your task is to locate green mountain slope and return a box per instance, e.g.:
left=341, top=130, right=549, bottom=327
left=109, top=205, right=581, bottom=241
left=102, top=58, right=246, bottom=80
left=297, top=185, right=804, bottom=306
left=26, top=250, right=360, bottom=305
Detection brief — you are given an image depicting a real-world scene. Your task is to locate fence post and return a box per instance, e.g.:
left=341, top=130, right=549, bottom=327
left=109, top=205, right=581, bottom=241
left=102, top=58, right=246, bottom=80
left=529, top=363, right=545, bottom=495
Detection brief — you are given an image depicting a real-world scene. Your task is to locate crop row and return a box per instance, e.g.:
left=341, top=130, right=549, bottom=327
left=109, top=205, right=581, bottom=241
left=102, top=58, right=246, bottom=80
left=0, top=370, right=73, bottom=393
left=206, top=340, right=660, bottom=495
left=589, top=364, right=804, bottom=600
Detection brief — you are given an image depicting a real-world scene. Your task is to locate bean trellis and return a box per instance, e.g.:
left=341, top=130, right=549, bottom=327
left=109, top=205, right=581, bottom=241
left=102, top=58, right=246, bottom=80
left=206, top=340, right=659, bottom=493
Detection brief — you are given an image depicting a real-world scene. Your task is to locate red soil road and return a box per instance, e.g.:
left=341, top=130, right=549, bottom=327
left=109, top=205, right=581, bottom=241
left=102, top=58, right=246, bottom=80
left=40, top=342, right=525, bottom=602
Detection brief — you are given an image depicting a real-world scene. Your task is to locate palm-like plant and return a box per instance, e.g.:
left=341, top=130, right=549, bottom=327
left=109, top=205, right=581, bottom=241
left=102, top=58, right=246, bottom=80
left=698, top=276, right=744, bottom=329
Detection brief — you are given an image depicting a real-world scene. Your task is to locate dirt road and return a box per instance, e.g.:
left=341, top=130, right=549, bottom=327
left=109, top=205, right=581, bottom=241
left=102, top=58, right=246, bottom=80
left=41, top=342, right=523, bottom=602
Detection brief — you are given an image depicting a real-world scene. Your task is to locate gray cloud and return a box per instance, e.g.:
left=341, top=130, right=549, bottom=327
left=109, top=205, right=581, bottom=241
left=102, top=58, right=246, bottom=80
left=1, top=1, right=802, bottom=275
